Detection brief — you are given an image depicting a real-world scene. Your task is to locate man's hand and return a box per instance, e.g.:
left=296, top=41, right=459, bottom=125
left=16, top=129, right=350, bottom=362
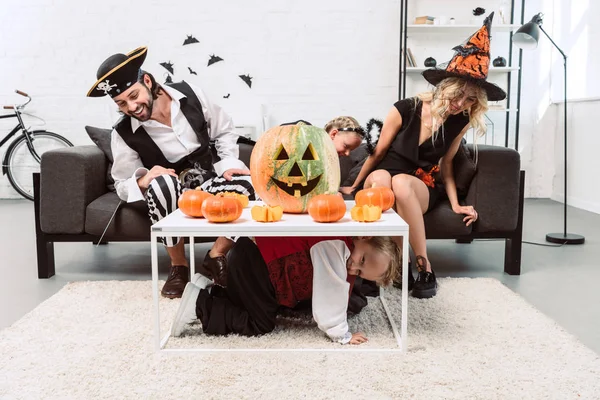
left=349, top=332, right=368, bottom=345
left=339, top=186, right=355, bottom=196
left=222, top=168, right=251, bottom=181
left=137, top=166, right=178, bottom=190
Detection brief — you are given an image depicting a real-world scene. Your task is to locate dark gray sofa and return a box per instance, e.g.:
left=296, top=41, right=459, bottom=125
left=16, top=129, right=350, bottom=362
left=34, top=139, right=524, bottom=279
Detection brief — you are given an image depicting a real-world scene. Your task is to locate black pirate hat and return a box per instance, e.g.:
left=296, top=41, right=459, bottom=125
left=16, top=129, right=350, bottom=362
left=421, top=13, right=506, bottom=101
left=86, top=46, right=148, bottom=98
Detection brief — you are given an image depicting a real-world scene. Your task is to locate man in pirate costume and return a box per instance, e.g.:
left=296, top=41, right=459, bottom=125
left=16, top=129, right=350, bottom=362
left=87, top=46, right=256, bottom=298
left=340, top=13, right=506, bottom=299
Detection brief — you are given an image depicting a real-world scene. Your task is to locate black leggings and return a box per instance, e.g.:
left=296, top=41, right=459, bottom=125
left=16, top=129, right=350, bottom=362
left=195, top=237, right=279, bottom=336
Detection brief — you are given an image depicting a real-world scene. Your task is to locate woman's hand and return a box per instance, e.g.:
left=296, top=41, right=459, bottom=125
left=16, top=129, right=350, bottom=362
left=339, top=186, right=355, bottom=196
left=453, top=205, right=478, bottom=226
left=349, top=332, right=368, bottom=345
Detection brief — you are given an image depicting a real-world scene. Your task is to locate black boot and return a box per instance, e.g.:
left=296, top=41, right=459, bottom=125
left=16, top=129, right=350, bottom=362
left=411, top=256, right=437, bottom=299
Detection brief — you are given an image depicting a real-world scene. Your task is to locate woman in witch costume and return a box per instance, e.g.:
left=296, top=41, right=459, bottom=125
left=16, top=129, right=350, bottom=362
left=340, top=13, right=506, bottom=299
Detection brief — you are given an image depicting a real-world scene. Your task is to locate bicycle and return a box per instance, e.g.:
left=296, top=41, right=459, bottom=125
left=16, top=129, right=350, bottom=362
left=1, top=90, right=73, bottom=200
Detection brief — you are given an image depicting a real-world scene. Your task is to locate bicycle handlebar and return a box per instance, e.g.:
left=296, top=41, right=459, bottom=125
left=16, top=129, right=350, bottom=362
left=3, top=90, right=32, bottom=110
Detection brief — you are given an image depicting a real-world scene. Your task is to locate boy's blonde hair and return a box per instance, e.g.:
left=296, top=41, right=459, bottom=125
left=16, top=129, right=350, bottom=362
left=364, top=236, right=401, bottom=287
left=324, top=116, right=363, bottom=136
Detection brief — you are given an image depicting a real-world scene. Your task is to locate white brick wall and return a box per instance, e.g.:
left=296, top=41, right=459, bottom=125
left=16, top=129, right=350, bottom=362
left=0, top=0, right=401, bottom=198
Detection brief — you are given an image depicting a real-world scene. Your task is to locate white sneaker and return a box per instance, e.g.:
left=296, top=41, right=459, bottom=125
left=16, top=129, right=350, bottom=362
left=171, top=282, right=201, bottom=337
left=191, top=273, right=213, bottom=290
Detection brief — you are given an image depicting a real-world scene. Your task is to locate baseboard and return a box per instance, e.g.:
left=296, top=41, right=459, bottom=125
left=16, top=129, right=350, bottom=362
left=551, top=193, right=600, bottom=215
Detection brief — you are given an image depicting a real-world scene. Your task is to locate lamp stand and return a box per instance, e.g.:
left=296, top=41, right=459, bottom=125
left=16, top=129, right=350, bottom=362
left=539, top=25, right=585, bottom=245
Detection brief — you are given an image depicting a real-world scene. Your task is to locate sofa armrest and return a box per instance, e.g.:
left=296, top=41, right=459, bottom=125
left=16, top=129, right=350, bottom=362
left=466, top=145, right=521, bottom=233
left=40, top=145, right=108, bottom=234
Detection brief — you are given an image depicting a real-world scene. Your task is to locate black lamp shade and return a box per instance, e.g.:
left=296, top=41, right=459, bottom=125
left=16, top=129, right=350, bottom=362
left=513, top=21, right=540, bottom=49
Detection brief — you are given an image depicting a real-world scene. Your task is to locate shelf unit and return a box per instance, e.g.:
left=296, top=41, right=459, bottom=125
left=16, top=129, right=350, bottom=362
left=398, top=0, right=525, bottom=149
left=405, top=67, right=520, bottom=73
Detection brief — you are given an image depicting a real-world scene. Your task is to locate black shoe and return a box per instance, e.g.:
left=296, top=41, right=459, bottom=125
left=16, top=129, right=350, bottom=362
left=412, top=268, right=437, bottom=299
left=393, top=261, right=415, bottom=291
left=161, top=265, right=190, bottom=299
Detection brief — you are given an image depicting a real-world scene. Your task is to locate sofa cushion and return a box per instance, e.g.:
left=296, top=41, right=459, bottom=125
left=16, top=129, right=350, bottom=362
left=423, top=200, right=472, bottom=238
left=85, top=126, right=115, bottom=191
left=341, top=144, right=369, bottom=187
left=85, top=192, right=150, bottom=240
left=453, top=141, right=477, bottom=198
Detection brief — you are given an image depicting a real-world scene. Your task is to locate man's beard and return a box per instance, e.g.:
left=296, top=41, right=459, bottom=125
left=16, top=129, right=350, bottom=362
left=129, top=85, right=154, bottom=122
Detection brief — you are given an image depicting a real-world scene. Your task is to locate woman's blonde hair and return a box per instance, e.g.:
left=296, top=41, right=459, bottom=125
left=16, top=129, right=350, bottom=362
left=417, top=77, right=488, bottom=144
left=324, top=116, right=364, bottom=137
left=362, top=236, right=401, bottom=287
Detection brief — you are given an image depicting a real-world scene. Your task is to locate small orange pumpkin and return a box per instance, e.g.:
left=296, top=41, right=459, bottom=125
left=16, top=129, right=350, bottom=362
left=178, top=190, right=214, bottom=218
left=307, top=194, right=346, bottom=223
left=201, top=196, right=243, bottom=223
left=216, top=192, right=250, bottom=208
left=251, top=205, right=284, bottom=222
left=355, top=186, right=394, bottom=211
left=350, top=204, right=382, bottom=222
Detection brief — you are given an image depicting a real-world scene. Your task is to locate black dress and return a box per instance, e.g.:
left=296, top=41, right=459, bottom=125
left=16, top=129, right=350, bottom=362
left=374, top=97, right=469, bottom=211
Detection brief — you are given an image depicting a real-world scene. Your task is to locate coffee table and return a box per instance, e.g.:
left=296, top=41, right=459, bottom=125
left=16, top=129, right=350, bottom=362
left=151, top=200, right=409, bottom=353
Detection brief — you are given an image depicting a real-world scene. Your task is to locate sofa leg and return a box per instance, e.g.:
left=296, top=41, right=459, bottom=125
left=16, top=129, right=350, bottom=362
left=455, top=238, right=473, bottom=244
left=504, top=170, right=525, bottom=275
left=36, top=237, right=56, bottom=279
left=504, top=238, right=522, bottom=275
left=34, top=172, right=56, bottom=278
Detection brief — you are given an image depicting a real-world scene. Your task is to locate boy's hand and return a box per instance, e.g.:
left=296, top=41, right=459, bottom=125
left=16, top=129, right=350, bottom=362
left=349, top=332, right=368, bottom=345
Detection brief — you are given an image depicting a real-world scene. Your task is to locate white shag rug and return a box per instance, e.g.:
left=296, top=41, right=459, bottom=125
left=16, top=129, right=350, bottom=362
left=1, top=278, right=599, bottom=399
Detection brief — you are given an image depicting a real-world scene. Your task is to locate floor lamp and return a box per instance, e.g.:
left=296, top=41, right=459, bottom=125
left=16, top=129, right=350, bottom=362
left=513, top=13, right=585, bottom=245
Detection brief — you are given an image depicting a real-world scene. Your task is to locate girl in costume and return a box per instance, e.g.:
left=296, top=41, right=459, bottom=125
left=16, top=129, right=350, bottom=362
left=339, top=13, right=506, bottom=299
left=324, top=116, right=365, bottom=157
left=171, top=235, right=400, bottom=345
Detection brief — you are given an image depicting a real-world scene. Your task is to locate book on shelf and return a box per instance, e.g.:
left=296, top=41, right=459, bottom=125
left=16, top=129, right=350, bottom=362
left=407, top=48, right=417, bottom=67
left=402, top=49, right=413, bottom=67
left=414, top=16, right=434, bottom=24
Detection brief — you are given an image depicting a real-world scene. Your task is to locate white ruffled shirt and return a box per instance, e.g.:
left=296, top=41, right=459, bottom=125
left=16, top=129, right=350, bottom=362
left=310, top=240, right=353, bottom=344
left=110, top=83, right=247, bottom=202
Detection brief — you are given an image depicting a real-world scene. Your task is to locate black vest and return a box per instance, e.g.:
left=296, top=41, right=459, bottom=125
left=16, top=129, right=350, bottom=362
left=114, top=81, right=214, bottom=175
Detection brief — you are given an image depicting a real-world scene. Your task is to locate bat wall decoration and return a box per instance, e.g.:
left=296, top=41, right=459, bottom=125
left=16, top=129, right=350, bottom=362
left=183, top=35, right=199, bottom=45
left=208, top=54, right=224, bottom=66
left=160, top=61, right=174, bottom=75
left=164, top=74, right=173, bottom=84
left=239, top=74, right=252, bottom=88
left=188, top=67, right=197, bottom=75
left=223, top=93, right=231, bottom=99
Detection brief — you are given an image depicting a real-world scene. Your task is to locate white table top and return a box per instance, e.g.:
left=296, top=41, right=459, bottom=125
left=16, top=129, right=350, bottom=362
left=151, top=201, right=408, bottom=237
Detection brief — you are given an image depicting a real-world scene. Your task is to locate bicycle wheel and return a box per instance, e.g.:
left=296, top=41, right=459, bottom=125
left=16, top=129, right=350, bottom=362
left=5, top=130, right=73, bottom=200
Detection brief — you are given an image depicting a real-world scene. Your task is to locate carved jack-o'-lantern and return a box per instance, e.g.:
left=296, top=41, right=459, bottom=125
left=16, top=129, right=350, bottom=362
left=250, top=121, right=340, bottom=213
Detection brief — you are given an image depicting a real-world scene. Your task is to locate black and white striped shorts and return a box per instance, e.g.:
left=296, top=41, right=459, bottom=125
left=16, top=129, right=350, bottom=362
left=146, top=173, right=256, bottom=246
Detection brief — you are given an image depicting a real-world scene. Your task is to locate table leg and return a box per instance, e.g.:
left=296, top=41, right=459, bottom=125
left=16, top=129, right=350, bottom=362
left=379, top=287, right=402, bottom=348
left=151, top=232, right=161, bottom=351
left=189, top=236, right=195, bottom=278
left=401, top=232, right=409, bottom=353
